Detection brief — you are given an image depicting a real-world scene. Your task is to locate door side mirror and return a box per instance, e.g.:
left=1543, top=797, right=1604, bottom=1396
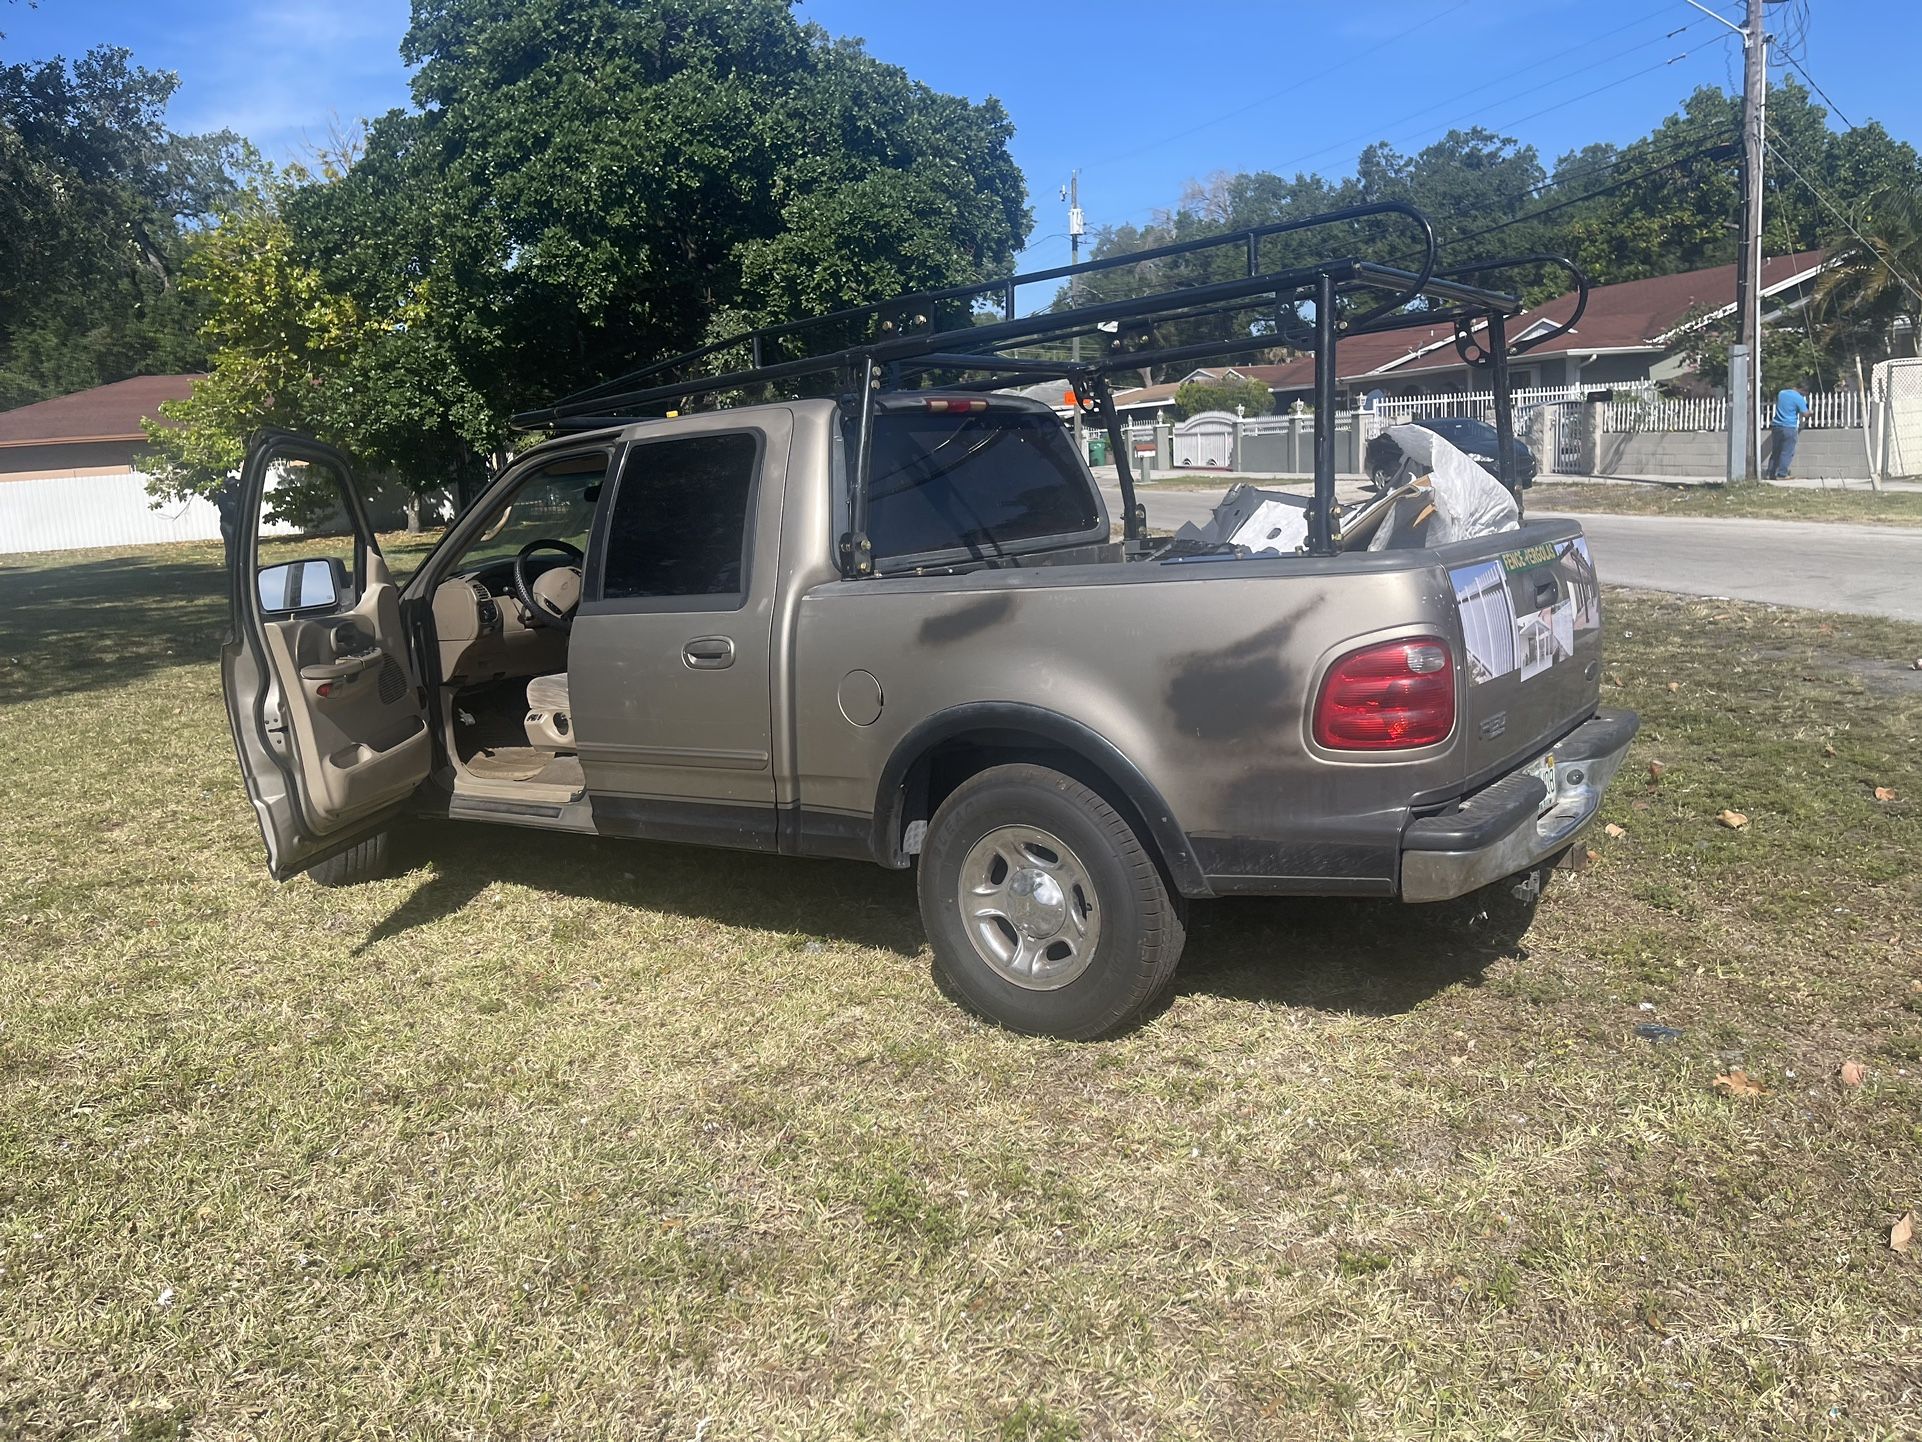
left=257, top=557, right=346, bottom=615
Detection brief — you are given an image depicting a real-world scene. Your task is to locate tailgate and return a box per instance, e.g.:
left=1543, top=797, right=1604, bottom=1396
left=1436, top=521, right=1603, bottom=782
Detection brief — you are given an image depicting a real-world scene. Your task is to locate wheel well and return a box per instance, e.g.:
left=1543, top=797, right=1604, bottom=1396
left=881, top=726, right=1207, bottom=898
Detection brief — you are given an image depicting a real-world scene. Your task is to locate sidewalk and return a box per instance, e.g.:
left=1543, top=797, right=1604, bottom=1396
left=1089, top=463, right=1922, bottom=494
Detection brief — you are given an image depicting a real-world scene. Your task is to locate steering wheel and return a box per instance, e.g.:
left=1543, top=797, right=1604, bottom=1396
left=511, top=539, right=585, bottom=631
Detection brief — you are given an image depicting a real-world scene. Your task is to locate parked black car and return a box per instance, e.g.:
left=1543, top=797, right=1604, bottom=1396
left=1365, top=415, right=1539, bottom=491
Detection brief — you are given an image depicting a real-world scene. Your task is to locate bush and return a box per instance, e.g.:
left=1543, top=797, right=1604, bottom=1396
left=1173, top=374, right=1274, bottom=420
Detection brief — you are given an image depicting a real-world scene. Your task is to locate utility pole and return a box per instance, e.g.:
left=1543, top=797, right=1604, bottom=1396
left=1689, top=0, right=1768, bottom=482
left=1738, top=0, right=1767, bottom=482
left=1063, top=172, right=1086, bottom=457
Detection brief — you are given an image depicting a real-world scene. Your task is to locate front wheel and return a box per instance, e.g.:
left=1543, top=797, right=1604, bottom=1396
left=917, top=764, right=1186, bottom=1039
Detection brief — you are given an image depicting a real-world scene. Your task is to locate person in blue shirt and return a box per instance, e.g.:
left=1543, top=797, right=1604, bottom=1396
left=1768, top=382, right=1811, bottom=479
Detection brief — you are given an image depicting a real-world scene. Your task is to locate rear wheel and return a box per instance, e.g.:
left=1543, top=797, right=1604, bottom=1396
left=308, top=829, right=393, bottom=887
left=917, top=764, right=1186, bottom=1039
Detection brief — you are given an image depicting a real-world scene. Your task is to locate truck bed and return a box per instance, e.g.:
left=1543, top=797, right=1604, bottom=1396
left=791, top=517, right=1604, bottom=898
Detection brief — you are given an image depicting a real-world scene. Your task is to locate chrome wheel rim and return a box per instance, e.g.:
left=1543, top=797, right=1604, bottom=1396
left=958, top=825, right=1101, bottom=990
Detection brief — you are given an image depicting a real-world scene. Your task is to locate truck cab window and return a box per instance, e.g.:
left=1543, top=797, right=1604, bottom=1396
left=860, top=409, right=1100, bottom=562
left=601, top=431, right=760, bottom=599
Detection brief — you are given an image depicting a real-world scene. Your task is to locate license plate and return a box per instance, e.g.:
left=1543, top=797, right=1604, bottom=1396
left=1523, top=752, right=1557, bottom=814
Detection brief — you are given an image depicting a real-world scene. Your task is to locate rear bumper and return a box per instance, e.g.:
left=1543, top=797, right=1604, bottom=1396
left=1398, top=709, right=1638, bottom=903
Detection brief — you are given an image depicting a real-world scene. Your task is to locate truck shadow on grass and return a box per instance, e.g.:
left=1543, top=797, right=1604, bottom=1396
left=367, top=824, right=1510, bottom=1022
left=0, top=551, right=231, bottom=704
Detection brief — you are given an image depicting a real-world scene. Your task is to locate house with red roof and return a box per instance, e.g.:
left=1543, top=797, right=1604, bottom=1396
left=0, top=375, right=219, bottom=553
left=1110, top=251, right=1830, bottom=416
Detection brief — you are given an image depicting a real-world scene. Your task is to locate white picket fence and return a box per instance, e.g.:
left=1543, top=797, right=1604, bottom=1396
left=1603, top=389, right=1863, bottom=433
left=1363, top=384, right=1588, bottom=434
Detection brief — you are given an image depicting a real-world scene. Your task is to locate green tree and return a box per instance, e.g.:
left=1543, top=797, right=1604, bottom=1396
left=140, top=174, right=491, bottom=531
left=0, top=46, right=244, bottom=406
left=290, top=0, right=1031, bottom=436
left=1173, top=374, right=1273, bottom=420
left=1812, top=184, right=1922, bottom=362
left=1682, top=314, right=1827, bottom=397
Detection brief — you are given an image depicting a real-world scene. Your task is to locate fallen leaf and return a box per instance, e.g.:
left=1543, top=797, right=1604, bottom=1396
left=1894, top=1213, right=1915, bottom=1254
left=1717, top=810, right=1749, bottom=830
left=1648, top=760, right=1667, bottom=781
left=1666, top=681, right=1681, bottom=693
left=1840, top=1060, right=1868, bottom=1087
left=1631, top=799, right=1651, bottom=811
left=1874, top=786, right=1897, bottom=803
left=1823, top=743, right=1837, bottom=758
left=1713, top=1068, right=1769, bottom=1098
left=1604, top=823, right=1627, bottom=839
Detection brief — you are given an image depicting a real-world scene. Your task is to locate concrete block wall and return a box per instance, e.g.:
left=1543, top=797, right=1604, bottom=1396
left=1197, top=414, right=1365, bottom=477
left=1596, top=426, right=1869, bottom=479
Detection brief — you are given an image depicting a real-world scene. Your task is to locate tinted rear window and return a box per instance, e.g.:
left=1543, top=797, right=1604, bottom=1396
left=860, top=410, right=1100, bottom=561
left=601, top=431, right=759, bottom=599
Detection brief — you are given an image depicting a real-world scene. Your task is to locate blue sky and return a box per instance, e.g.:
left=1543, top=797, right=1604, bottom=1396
left=6, top=0, right=1918, bottom=271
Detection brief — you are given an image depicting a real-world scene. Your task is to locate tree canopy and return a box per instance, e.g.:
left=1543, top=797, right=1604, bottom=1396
left=141, top=0, right=1031, bottom=510
left=1072, top=83, right=1922, bottom=382
left=0, top=46, right=244, bottom=407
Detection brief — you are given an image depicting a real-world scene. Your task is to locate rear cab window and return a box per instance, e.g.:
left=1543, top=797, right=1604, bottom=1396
left=853, top=401, right=1104, bottom=567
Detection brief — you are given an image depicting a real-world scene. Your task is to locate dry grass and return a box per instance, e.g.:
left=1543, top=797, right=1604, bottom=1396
left=2, top=541, right=1919, bottom=1440
left=1528, top=482, right=1922, bottom=526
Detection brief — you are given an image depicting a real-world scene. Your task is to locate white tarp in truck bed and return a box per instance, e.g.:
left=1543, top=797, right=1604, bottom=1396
left=1367, top=424, right=1520, bottom=549
left=1170, top=484, right=1310, bottom=556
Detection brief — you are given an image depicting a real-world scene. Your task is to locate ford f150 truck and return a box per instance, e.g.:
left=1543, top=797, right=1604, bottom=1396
left=222, top=205, right=1636, bottom=1038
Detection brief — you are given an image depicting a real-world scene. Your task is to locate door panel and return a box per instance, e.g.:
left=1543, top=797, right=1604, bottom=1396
left=570, top=413, right=788, bottom=847
left=222, top=433, right=430, bottom=879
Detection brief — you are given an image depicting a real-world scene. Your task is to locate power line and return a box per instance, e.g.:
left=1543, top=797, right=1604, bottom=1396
left=1497, top=109, right=1736, bottom=209
left=1226, top=6, right=1716, bottom=191
left=1773, top=50, right=1857, bottom=131
left=1763, top=127, right=1922, bottom=307
left=1083, top=1, right=1474, bottom=175
left=1090, top=7, right=1736, bottom=231
left=1431, top=137, right=1729, bottom=254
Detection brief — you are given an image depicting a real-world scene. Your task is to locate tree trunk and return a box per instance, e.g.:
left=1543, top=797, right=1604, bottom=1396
left=405, top=493, right=422, bottom=534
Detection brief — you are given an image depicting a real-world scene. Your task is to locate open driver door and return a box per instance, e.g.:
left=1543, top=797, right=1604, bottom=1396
left=222, top=432, right=432, bottom=880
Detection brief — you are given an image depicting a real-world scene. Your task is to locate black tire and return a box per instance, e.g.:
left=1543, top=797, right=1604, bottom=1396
left=308, top=829, right=393, bottom=888
left=917, top=764, right=1186, bottom=1040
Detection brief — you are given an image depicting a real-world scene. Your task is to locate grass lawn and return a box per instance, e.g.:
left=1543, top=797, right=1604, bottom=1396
left=2, top=541, right=1919, bottom=1440
left=1528, top=482, right=1922, bottom=527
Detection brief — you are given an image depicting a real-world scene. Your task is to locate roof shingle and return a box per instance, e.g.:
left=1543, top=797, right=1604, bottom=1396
left=0, top=375, right=201, bottom=447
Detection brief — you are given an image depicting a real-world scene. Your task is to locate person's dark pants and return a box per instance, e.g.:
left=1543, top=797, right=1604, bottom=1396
left=1767, top=423, right=1799, bottom=479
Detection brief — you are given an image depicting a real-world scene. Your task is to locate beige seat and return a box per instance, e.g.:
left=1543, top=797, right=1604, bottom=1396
left=524, top=672, right=573, bottom=750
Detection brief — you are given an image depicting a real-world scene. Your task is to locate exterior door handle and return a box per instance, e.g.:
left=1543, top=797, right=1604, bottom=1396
left=683, top=636, right=735, bottom=669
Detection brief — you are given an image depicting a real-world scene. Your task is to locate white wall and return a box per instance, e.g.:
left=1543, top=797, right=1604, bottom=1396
left=0, top=469, right=225, bottom=554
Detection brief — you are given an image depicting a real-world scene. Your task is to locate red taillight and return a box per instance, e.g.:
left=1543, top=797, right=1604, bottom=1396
left=1313, top=638, right=1456, bottom=750
left=923, top=397, right=989, bottom=413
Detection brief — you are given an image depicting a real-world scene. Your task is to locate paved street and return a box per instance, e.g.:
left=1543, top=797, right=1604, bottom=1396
left=1100, top=483, right=1922, bottom=623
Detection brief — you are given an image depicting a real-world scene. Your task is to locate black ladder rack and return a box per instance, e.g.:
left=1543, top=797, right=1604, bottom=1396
left=512, top=201, right=1588, bottom=568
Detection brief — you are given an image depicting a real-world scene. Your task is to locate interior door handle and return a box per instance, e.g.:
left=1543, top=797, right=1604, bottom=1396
left=299, top=650, right=382, bottom=681
left=683, top=637, right=735, bottom=669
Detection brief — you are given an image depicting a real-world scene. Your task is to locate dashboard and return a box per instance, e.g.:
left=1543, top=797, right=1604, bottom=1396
left=429, top=558, right=570, bottom=685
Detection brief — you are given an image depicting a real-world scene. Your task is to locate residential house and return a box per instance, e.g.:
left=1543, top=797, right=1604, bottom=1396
left=0, top=375, right=211, bottom=553
left=1109, top=251, right=1830, bottom=416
